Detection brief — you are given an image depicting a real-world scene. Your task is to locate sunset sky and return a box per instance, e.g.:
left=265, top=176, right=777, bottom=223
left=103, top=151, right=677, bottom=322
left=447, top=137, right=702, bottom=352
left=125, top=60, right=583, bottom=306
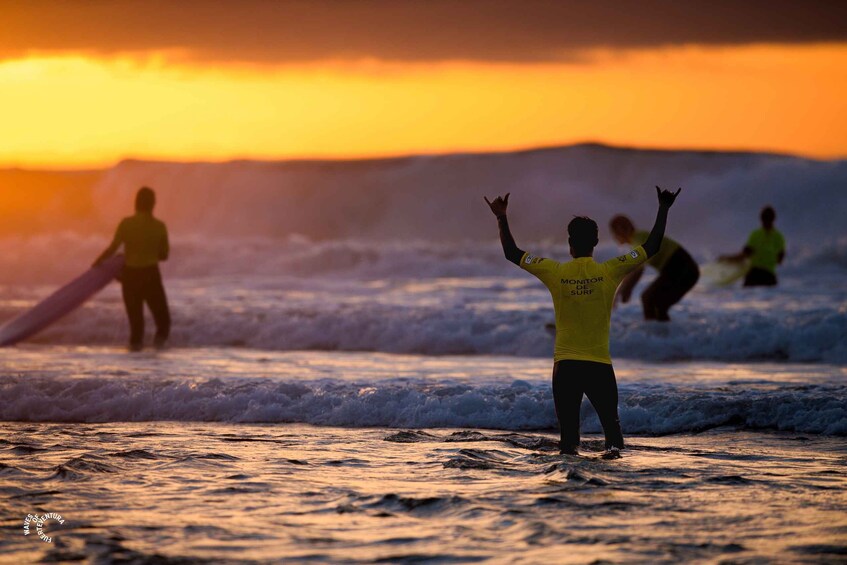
left=2, top=0, right=846, bottom=168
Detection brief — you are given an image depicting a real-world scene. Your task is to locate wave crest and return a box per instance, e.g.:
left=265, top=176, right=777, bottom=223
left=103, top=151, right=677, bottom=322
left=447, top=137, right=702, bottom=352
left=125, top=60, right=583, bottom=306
left=2, top=376, right=844, bottom=435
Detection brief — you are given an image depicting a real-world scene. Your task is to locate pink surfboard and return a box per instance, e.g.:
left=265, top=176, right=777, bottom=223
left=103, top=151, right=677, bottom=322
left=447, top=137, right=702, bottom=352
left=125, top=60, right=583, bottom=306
left=0, top=255, right=125, bottom=346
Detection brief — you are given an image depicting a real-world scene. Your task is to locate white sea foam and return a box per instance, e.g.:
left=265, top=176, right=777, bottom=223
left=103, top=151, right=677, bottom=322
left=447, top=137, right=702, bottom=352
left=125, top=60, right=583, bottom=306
left=2, top=372, right=844, bottom=435
left=2, top=263, right=844, bottom=363
left=0, top=145, right=844, bottom=361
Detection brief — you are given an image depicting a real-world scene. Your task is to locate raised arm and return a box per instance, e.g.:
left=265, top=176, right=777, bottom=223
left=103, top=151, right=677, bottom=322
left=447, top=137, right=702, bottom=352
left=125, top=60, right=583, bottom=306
left=485, top=193, right=525, bottom=265
left=642, top=186, right=681, bottom=258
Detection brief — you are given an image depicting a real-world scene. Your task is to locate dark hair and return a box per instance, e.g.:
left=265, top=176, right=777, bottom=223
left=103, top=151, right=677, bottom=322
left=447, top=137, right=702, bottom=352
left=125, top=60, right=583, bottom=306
left=760, top=206, right=776, bottom=225
left=135, top=187, right=155, bottom=213
left=568, top=216, right=599, bottom=255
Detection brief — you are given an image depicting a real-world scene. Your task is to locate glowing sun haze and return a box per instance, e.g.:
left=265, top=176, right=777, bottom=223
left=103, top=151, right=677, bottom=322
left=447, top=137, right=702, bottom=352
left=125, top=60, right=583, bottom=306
left=1, top=0, right=845, bottom=168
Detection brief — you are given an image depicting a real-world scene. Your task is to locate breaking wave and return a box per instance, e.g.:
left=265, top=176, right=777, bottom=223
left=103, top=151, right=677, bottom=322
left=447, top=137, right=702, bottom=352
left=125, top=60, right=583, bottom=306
left=1, top=375, right=844, bottom=435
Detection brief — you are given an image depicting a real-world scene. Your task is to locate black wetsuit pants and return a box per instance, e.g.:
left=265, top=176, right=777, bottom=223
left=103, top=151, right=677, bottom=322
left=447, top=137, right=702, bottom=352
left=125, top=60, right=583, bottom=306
left=552, top=360, right=624, bottom=452
left=121, top=265, right=170, bottom=347
left=642, top=248, right=699, bottom=321
left=743, top=267, right=777, bottom=287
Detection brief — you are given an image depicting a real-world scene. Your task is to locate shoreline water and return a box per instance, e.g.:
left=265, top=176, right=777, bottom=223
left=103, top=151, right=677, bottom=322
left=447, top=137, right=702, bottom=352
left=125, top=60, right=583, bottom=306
left=2, top=347, right=845, bottom=561
left=2, top=421, right=845, bottom=563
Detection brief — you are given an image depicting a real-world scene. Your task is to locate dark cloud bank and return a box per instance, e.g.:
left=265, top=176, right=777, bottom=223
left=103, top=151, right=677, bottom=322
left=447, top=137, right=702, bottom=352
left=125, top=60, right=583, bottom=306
left=3, top=0, right=846, bottom=63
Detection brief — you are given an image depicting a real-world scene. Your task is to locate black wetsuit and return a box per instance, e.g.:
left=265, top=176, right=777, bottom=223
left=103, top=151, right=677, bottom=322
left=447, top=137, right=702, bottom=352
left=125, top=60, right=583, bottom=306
left=121, top=265, right=170, bottom=348
left=743, top=267, right=777, bottom=287
left=552, top=360, right=624, bottom=452
left=642, top=247, right=699, bottom=321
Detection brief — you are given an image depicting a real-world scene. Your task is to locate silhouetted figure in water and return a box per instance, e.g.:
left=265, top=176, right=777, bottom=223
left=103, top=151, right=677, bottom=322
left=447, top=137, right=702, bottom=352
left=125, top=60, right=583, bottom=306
left=609, top=215, right=699, bottom=321
left=94, top=187, right=170, bottom=351
left=485, top=187, right=681, bottom=455
left=721, top=206, right=785, bottom=287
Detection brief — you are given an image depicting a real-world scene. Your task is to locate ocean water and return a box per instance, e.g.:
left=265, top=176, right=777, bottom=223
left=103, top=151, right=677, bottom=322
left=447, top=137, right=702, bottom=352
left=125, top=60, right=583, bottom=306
left=1, top=240, right=844, bottom=364
left=0, top=422, right=845, bottom=564
left=2, top=147, right=847, bottom=562
left=1, top=348, right=846, bottom=564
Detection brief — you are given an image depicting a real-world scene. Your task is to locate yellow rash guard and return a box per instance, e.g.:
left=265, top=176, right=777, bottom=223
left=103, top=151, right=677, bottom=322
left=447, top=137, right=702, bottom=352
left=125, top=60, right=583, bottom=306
left=520, top=246, right=648, bottom=364
left=112, top=213, right=169, bottom=268
left=746, top=228, right=785, bottom=274
left=633, top=229, right=679, bottom=271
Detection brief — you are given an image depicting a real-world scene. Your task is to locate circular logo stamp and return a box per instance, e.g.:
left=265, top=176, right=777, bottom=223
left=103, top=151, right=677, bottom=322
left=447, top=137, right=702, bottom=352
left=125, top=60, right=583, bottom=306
left=23, top=513, right=65, bottom=543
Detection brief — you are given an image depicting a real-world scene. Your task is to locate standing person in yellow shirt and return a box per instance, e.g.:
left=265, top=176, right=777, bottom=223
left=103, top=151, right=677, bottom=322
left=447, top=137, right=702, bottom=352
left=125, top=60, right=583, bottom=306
left=94, top=187, right=171, bottom=351
left=608, top=215, right=699, bottom=321
left=485, top=187, right=681, bottom=456
left=721, top=206, right=785, bottom=287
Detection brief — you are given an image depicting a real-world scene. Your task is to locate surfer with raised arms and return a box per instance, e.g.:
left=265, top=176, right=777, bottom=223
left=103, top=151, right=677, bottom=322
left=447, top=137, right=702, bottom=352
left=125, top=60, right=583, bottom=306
left=608, top=215, right=699, bottom=321
left=720, top=206, right=785, bottom=287
left=94, top=187, right=171, bottom=351
left=485, top=187, right=681, bottom=456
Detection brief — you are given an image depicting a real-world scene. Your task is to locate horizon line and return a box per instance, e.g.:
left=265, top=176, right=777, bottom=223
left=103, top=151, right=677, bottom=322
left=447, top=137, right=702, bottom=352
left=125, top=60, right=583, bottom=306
left=1, top=140, right=841, bottom=172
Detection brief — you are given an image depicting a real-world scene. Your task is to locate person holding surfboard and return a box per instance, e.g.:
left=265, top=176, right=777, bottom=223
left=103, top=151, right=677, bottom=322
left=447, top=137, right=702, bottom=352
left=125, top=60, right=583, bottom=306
left=720, top=206, right=785, bottom=287
left=94, top=187, right=171, bottom=351
left=608, top=215, right=699, bottom=321
left=485, top=186, right=681, bottom=456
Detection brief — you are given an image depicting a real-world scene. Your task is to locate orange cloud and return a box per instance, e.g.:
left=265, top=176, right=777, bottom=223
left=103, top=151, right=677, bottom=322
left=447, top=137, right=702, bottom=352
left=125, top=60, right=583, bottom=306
left=0, top=43, right=844, bottom=168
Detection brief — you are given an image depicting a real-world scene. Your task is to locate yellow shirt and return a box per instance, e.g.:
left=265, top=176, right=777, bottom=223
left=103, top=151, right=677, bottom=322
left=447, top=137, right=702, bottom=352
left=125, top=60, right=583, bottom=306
left=112, top=213, right=169, bottom=268
left=520, top=246, right=648, bottom=364
left=633, top=229, right=680, bottom=271
left=746, top=228, right=785, bottom=274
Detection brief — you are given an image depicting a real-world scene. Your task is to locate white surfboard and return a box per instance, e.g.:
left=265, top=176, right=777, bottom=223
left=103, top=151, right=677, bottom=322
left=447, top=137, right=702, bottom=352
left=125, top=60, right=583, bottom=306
left=0, top=255, right=125, bottom=346
left=700, top=258, right=749, bottom=288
